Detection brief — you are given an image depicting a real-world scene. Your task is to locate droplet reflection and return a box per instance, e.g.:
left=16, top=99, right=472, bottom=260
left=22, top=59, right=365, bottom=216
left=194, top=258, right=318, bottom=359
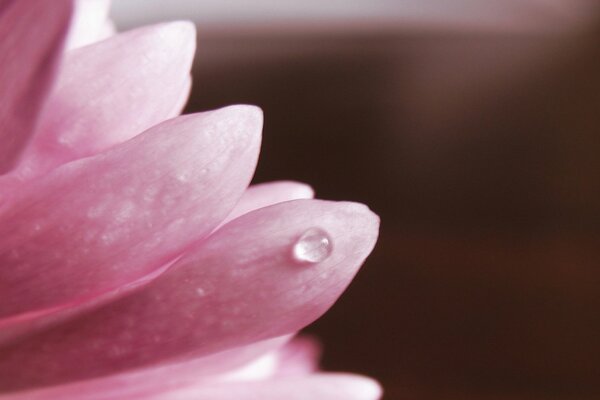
left=293, top=227, right=333, bottom=263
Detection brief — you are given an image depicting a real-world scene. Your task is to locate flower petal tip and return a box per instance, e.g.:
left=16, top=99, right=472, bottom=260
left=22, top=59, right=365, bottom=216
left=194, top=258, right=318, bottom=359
left=346, top=375, right=384, bottom=400
left=335, top=200, right=381, bottom=251
left=222, top=104, right=264, bottom=129
left=209, top=104, right=264, bottom=147
left=159, top=20, right=197, bottom=48
left=285, top=181, right=315, bottom=199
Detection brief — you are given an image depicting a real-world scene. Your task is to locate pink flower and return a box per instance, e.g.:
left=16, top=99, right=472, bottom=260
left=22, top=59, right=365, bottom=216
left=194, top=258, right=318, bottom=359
left=0, top=1, right=380, bottom=399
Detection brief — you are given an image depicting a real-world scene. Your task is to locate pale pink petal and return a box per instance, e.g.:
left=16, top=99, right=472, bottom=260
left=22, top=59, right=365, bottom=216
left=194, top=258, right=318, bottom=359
left=273, top=335, right=322, bottom=376
left=0, top=259, right=175, bottom=347
left=0, top=336, right=298, bottom=396
left=0, top=105, right=262, bottom=319
left=218, top=352, right=282, bottom=383
left=66, top=0, right=114, bottom=50
left=219, top=336, right=321, bottom=381
left=205, top=335, right=295, bottom=383
left=220, top=180, right=314, bottom=226
left=0, top=0, right=72, bottom=174
left=15, top=21, right=196, bottom=179
left=0, top=336, right=292, bottom=399
left=174, top=335, right=293, bottom=379
left=167, top=75, right=193, bottom=118
left=0, top=373, right=381, bottom=400
left=171, top=374, right=383, bottom=400
left=0, top=200, right=378, bottom=390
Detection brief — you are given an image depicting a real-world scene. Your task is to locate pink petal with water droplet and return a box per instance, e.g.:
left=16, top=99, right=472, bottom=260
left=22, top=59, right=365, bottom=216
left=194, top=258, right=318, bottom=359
left=0, top=0, right=72, bottom=174
left=0, top=105, right=262, bottom=320
left=16, top=21, right=196, bottom=178
left=0, top=199, right=378, bottom=390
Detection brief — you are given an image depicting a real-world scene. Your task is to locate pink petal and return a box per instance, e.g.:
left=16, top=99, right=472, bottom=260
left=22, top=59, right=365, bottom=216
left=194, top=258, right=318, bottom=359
left=168, top=75, right=193, bottom=118
left=174, top=335, right=293, bottom=380
left=0, top=336, right=292, bottom=399
left=220, top=180, right=314, bottom=226
left=0, top=0, right=72, bottom=174
left=170, top=374, right=383, bottom=400
left=273, top=336, right=322, bottom=376
left=0, top=105, right=262, bottom=319
left=15, top=21, right=196, bottom=179
left=0, top=260, right=173, bottom=347
left=159, top=334, right=296, bottom=384
left=66, top=0, right=114, bottom=50
left=219, top=336, right=321, bottom=382
left=0, top=373, right=381, bottom=400
left=0, top=199, right=378, bottom=390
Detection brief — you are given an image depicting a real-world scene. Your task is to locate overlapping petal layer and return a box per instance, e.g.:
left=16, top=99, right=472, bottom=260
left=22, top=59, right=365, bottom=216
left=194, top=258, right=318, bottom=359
left=0, top=105, right=262, bottom=318
left=0, top=336, right=380, bottom=400
left=0, top=0, right=72, bottom=173
left=16, top=21, right=196, bottom=179
left=0, top=180, right=313, bottom=346
left=0, top=180, right=312, bottom=346
left=222, top=180, right=315, bottom=226
left=0, top=1, right=382, bottom=398
left=0, top=200, right=379, bottom=390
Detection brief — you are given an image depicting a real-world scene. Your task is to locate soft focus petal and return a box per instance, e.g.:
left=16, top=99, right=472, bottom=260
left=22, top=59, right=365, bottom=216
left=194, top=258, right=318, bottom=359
left=221, top=180, right=314, bottom=226
left=194, top=334, right=295, bottom=383
left=167, top=374, right=383, bottom=400
left=168, top=75, right=193, bottom=118
left=0, top=259, right=176, bottom=347
left=0, top=0, right=72, bottom=174
left=0, top=336, right=292, bottom=399
left=273, top=336, right=322, bottom=376
left=66, top=0, right=114, bottom=50
left=0, top=105, right=262, bottom=318
left=220, top=336, right=321, bottom=382
left=0, top=372, right=381, bottom=400
left=0, top=200, right=378, bottom=390
left=16, top=21, right=196, bottom=179
left=174, top=335, right=293, bottom=379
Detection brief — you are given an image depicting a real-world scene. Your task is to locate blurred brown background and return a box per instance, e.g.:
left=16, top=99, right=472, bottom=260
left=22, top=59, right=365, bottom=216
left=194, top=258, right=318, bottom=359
left=179, top=23, right=600, bottom=400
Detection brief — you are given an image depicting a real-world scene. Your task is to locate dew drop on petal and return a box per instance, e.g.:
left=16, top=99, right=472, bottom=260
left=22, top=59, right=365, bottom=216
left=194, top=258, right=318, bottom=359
left=292, top=227, right=333, bottom=264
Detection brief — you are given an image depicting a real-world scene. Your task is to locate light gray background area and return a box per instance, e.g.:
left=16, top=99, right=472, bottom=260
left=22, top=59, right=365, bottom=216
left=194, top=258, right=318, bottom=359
left=111, top=0, right=598, bottom=32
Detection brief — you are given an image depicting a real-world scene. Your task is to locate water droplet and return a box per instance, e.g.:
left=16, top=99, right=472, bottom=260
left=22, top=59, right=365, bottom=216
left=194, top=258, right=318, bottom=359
left=195, top=287, right=206, bottom=297
left=293, top=228, right=333, bottom=263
